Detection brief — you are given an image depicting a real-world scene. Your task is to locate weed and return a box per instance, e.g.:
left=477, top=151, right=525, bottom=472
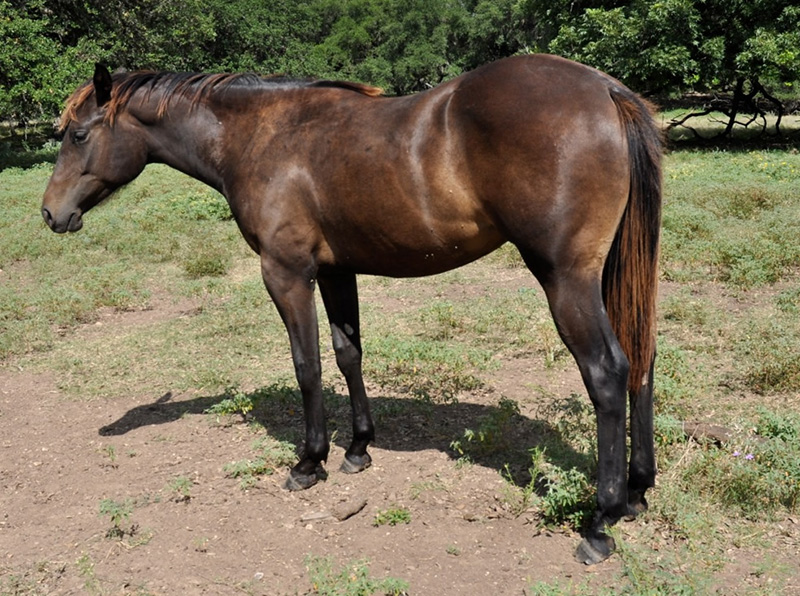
left=182, top=245, right=231, bottom=278
left=653, top=340, right=702, bottom=418
left=419, top=300, right=462, bottom=340
left=776, top=286, right=800, bottom=314
left=680, top=414, right=800, bottom=520
left=373, top=506, right=411, bottom=527
left=223, top=435, right=296, bottom=489
left=528, top=448, right=594, bottom=529
left=206, top=386, right=257, bottom=421
left=738, top=316, right=800, bottom=393
left=538, top=392, right=596, bottom=459
left=167, top=476, right=193, bottom=503
left=98, top=498, right=135, bottom=539
left=101, top=445, right=117, bottom=467
left=612, top=525, right=717, bottom=595
left=76, top=553, right=102, bottom=595
left=305, top=555, right=409, bottom=595
left=450, top=396, right=521, bottom=461
left=409, top=478, right=447, bottom=500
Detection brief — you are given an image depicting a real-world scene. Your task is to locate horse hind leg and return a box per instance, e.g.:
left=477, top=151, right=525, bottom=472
left=535, top=269, right=631, bottom=564
left=627, top=356, right=656, bottom=516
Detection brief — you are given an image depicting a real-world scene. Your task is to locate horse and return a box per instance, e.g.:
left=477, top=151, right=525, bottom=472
left=42, top=55, right=662, bottom=564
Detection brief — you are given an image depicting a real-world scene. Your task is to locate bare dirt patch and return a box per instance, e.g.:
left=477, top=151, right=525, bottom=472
left=1, top=363, right=620, bottom=595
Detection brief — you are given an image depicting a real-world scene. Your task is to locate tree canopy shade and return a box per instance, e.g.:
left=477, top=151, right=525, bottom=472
left=1, top=0, right=798, bottom=130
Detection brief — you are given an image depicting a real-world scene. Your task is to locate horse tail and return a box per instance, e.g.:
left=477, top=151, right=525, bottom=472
left=603, top=89, right=663, bottom=393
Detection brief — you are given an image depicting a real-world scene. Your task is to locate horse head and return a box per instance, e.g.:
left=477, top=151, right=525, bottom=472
left=42, top=64, right=148, bottom=233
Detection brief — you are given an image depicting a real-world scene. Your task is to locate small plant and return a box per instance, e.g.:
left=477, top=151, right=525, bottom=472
left=76, top=553, right=102, bottom=595
left=101, top=444, right=118, bottom=467
left=738, top=318, right=800, bottom=393
left=224, top=435, right=296, bottom=489
left=450, top=396, right=521, bottom=460
left=364, top=335, right=489, bottom=403
left=167, top=476, right=193, bottom=503
left=205, top=386, right=257, bottom=421
left=373, top=506, right=411, bottom=527
left=525, top=448, right=595, bottom=529
left=305, top=555, right=409, bottom=596
left=182, top=245, right=231, bottom=279
left=99, top=498, right=135, bottom=539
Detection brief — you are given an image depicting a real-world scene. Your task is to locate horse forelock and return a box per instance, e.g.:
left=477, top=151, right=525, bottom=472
left=59, top=71, right=383, bottom=131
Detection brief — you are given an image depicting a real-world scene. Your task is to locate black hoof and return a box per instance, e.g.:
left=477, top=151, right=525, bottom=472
left=575, top=535, right=615, bottom=565
left=340, top=452, right=372, bottom=474
left=284, top=465, right=327, bottom=491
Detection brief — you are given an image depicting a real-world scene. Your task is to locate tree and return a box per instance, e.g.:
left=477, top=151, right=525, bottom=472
left=536, top=0, right=800, bottom=137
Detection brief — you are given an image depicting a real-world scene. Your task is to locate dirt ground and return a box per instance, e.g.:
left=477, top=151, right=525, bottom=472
left=1, top=272, right=797, bottom=595
left=0, top=372, right=618, bottom=594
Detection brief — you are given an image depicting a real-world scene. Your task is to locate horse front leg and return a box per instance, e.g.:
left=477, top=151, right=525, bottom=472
left=260, top=256, right=328, bottom=491
left=318, top=272, right=374, bottom=474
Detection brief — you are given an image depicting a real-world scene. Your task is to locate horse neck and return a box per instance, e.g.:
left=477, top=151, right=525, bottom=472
left=133, top=99, right=228, bottom=194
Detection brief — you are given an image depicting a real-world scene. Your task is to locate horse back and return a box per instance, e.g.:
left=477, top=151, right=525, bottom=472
left=232, top=55, right=633, bottom=278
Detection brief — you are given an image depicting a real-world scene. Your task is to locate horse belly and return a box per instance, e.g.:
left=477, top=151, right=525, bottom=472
left=321, top=190, right=505, bottom=278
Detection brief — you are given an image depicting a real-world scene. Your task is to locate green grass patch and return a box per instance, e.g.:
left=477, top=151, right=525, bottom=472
left=305, top=555, right=409, bottom=596
left=662, top=150, right=800, bottom=288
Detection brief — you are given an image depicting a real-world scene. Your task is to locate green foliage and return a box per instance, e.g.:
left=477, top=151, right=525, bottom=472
left=167, top=476, right=193, bottom=502
left=98, top=498, right=134, bottom=538
left=738, top=316, right=800, bottom=393
left=305, top=555, right=409, bottom=596
left=450, top=396, right=521, bottom=461
left=373, top=506, right=411, bottom=527
left=662, top=150, right=800, bottom=288
left=683, top=438, right=800, bottom=520
left=206, top=386, right=257, bottom=420
left=223, top=435, right=297, bottom=489
left=528, top=448, right=595, bottom=529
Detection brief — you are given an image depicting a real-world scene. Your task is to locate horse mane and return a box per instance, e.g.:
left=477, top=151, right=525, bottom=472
left=59, top=71, right=383, bottom=131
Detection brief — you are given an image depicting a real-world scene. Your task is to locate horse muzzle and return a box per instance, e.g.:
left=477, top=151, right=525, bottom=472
left=41, top=206, right=84, bottom=233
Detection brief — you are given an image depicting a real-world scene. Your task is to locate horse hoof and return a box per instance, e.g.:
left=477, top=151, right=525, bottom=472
left=575, top=537, right=614, bottom=565
left=284, top=465, right=326, bottom=491
left=340, top=452, right=372, bottom=474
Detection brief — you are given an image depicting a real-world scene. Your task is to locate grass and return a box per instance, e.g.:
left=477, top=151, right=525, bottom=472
left=2, top=140, right=800, bottom=593
left=305, top=556, right=409, bottom=595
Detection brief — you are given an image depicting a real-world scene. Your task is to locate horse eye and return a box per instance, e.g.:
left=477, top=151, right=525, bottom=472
left=71, top=130, right=89, bottom=144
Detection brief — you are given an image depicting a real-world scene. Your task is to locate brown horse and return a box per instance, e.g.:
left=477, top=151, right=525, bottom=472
left=42, top=55, right=662, bottom=564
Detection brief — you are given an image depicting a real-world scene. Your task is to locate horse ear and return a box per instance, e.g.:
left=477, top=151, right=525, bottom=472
left=93, top=63, right=113, bottom=107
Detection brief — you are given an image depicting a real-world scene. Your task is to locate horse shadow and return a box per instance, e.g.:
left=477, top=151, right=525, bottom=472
left=99, top=383, right=596, bottom=487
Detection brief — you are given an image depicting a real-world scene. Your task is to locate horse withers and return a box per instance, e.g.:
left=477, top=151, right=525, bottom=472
left=42, top=55, right=662, bottom=564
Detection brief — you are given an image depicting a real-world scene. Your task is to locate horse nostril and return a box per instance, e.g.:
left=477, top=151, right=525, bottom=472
left=42, top=207, right=53, bottom=225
